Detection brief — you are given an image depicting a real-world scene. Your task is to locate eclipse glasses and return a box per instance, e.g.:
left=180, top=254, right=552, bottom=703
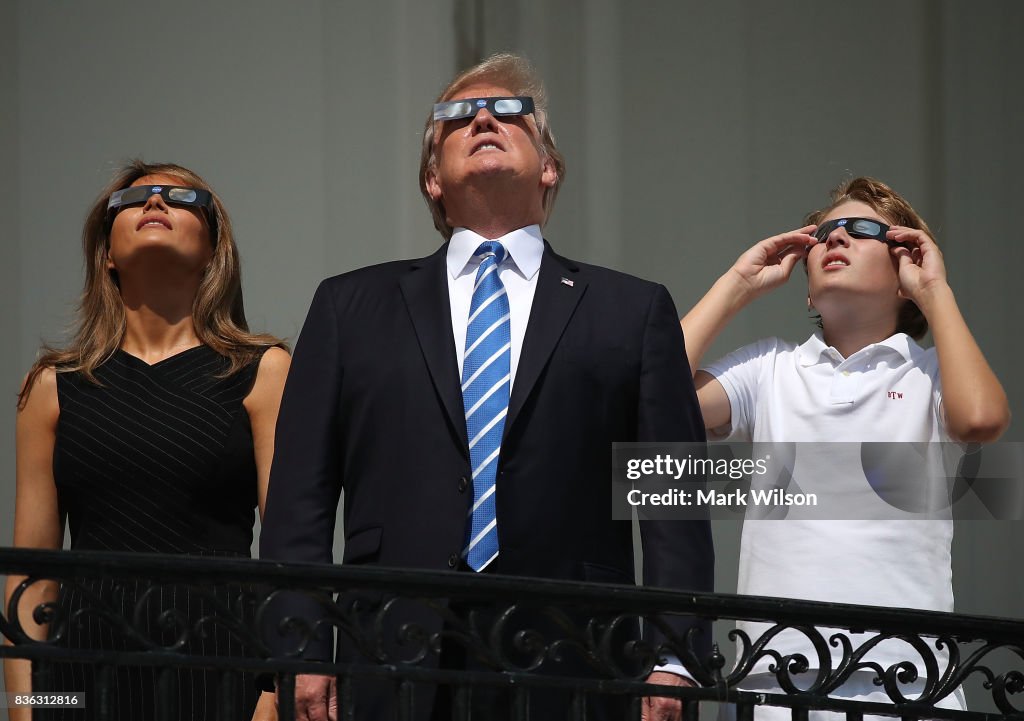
left=107, top=185, right=217, bottom=236
left=815, top=217, right=893, bottom=244
left=433, top=96, right=535, bottom=122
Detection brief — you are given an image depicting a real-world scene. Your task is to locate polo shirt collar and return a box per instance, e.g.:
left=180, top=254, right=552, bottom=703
left=447, top=225, right=544, bottom=280
left=797, top=332, right=919, bottom=367
left=873, top=332, right=919, bottom=363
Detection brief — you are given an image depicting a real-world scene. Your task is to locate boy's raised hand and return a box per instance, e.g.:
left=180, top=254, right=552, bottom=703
left=889, top=226, right=948, bottom=303
left=728, top=225, right=818, bottom=301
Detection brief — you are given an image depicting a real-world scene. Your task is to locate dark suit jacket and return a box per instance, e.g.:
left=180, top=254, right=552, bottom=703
left=260, top=241, right=713, bottom=716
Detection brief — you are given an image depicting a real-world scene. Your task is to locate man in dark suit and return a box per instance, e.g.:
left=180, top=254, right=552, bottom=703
left=260, top=52, right=712, bottom=721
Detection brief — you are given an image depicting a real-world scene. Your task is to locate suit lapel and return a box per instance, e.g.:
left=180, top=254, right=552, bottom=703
left=506, top=243, right=586, bottom=435
left=399, top=245, right=469, bottom=454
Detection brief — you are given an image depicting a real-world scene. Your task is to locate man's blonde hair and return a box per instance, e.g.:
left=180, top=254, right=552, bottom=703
left=419, top=53, right=566, bottom=239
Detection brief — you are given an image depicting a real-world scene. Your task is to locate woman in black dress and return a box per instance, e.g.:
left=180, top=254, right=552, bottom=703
left=5, top=161, right=288, bottom=720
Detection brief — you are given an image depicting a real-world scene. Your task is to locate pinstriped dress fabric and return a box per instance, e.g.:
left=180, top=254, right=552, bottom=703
left=40, top=346, right=263, bottom=720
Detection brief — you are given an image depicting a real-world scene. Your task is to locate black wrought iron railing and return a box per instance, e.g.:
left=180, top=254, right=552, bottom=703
left=1, top=548, right=1022, bottom=720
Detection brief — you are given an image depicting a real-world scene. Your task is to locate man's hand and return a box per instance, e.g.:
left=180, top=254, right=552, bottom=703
left=282, top=674, right=337, bottom=721
left=642, top=671, right=696, bottom=721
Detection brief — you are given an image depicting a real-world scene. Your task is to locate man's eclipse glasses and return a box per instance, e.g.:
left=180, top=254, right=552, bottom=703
left=433, top=96, right=535, bottom=122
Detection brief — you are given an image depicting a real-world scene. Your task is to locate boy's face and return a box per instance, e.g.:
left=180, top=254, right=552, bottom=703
left=807, top=200, right=902, bottom=316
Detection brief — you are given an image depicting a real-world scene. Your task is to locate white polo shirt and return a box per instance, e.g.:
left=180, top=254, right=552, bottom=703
left=704, top=333, right=955, bottom=672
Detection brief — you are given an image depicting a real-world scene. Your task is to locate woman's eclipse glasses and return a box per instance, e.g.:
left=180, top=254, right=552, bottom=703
left=107, top=185, right=217, bottom=238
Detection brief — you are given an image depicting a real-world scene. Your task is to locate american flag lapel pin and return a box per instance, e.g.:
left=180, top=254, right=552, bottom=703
left=560, top=277, right=574, bottom=287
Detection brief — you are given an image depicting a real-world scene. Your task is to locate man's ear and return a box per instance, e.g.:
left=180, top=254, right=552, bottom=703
left=540, top=156, right=558, bottom=189
left=425, top=167, right=443, bottom=201
left=807, top=295, right=814, bottom=311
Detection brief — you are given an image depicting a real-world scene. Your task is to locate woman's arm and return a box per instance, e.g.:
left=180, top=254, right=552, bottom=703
left=681, top=226, right=817, bottom=429
left=890, top=227, right=1010, bottom=443
left=243, top=347, right=291, bottom=521
left=4, top=369, right=63, bottom=721
left=242, top=346, right=290, bottom=721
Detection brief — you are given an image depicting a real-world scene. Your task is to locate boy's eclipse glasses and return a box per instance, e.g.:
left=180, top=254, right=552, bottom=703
left=107, top=185, right=217, bottom=236
left=433, top=96, right=534, bottom=122
left=815, top=217, right=897, bottom=244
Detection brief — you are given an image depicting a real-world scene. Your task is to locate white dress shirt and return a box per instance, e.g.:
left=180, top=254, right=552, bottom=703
left=447, top=225, right=544, bottom=387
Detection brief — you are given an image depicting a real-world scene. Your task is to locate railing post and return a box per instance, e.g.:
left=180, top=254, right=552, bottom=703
left=736, top=699, right=755, bottom=721
left=338, top=674, right=355, bottom=721
left=277, top=673, right=296, bottom=721
left=570, top=688, right=587, bottom=721
left=512, top=686, right=529, bottom=721
left=397, top=679, right=414, bottom=721
left=156, top=666, right=180, bottom=721
left=684, top=698, right=700, bottom=721
left=453, top=682, right=472, bottom=721
left=94, top=663, right=113, bottom=721
left=29, top=659, right=52, bottom=698
left=217, top=669, right=240, bottom=720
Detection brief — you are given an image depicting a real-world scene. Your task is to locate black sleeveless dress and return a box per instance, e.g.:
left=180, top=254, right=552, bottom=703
left=40, top=346, right=265, bottom=720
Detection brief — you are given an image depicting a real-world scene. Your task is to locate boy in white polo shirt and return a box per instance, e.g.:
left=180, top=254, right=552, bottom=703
left=681, top=177, right=1009, bottom=719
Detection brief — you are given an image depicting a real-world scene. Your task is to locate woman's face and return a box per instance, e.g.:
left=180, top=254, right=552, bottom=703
left=107, top=174, right=214, bottom=275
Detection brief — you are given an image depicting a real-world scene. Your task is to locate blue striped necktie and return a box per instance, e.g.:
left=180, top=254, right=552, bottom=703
left=461, top=241, right=511, bottom=572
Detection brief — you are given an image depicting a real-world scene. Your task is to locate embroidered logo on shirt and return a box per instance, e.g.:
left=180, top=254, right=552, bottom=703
left=560, top=277, right=574, bottom=287
left=887, top=391, right=904, bottom=400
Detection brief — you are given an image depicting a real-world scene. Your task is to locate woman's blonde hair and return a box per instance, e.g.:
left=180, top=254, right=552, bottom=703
left=18, top=159, right=284, bottom=408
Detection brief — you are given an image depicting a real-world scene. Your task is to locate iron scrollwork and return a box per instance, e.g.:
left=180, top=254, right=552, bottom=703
left=2, top=548, right=1023, bottom=718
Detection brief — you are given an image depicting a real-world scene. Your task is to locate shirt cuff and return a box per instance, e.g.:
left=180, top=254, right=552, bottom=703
left=653, top=655, right=696, bottom=684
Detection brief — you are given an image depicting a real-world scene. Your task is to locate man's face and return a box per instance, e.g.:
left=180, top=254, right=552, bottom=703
left=425, top=83, right=557, bottom=207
